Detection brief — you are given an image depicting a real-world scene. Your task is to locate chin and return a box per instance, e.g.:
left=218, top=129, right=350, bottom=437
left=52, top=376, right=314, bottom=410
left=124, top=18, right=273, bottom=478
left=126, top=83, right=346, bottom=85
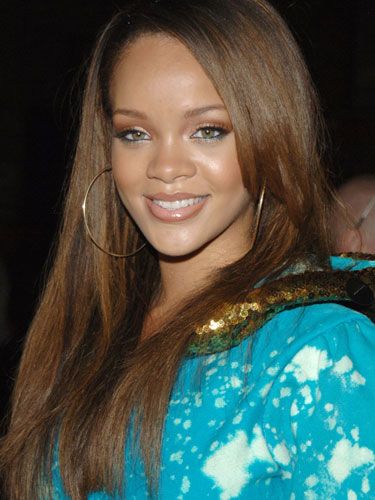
left=149, top=238, right=207, bottom=259
left=153, top=245, right=199, bottom=259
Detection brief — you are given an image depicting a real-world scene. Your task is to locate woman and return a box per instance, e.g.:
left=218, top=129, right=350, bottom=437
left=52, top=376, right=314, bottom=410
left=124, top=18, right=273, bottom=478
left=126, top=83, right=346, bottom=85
left=1, top=0, right=374, bottom=498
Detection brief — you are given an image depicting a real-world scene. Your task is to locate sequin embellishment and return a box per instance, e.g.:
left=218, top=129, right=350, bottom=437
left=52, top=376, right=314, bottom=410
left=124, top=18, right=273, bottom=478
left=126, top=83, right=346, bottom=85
left=188, top=267, right=374, bottom=356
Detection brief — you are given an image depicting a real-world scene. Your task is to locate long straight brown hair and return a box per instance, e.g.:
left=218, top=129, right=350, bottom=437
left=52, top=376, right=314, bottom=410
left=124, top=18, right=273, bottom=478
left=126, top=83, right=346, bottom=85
left=1, top=0, right=334, bottom=498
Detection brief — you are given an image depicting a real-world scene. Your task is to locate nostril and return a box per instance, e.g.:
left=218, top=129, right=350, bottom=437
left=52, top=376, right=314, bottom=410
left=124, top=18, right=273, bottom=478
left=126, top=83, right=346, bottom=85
left=146, top=157, right=196, bottom=182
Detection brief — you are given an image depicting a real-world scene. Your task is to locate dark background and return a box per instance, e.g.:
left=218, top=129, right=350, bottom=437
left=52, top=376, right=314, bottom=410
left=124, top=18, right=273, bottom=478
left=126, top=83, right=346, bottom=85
left=0, top=0, right=374, bottom=419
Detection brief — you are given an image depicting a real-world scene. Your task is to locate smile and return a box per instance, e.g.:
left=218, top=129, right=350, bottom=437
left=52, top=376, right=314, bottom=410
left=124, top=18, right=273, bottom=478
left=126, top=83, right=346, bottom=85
left=152, top=196, right=207, bottom=211
left=145, top=194, right=209, bottom=222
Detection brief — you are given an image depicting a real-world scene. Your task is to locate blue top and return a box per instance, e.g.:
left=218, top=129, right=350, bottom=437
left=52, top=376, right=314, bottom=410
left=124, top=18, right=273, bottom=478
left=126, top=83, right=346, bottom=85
left=52, top=256, right=375, bottom=499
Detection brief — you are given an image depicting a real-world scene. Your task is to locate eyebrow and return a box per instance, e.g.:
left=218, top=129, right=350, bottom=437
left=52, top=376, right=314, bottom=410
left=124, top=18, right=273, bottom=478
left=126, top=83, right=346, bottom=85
left=112, top=104, right=227, bottom=119
left=184, top=105, right=226, bottom=118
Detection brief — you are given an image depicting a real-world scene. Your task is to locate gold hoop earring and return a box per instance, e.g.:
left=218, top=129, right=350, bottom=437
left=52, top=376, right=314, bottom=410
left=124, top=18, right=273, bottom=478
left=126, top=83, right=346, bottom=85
left=82, top=167, right=146, bottom=258
left=248, top=181, right=266, bottom=251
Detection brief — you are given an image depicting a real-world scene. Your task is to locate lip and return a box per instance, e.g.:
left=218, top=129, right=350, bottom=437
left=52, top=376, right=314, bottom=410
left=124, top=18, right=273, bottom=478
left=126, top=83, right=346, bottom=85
left=144, top=193, right=209, bottom=222
left=146, top=192, right=207, bottom=202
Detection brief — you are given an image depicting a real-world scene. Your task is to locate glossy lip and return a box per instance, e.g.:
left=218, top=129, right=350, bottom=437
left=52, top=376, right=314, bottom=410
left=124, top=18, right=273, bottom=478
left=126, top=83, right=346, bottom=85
left=144, top=193, right=209, bottom=222
left=146, top=192, right=207, bottom=201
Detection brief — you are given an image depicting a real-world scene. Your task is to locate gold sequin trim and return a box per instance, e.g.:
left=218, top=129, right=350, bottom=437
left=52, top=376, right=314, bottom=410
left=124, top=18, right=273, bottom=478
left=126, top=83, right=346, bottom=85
left=187, top=266, right=374, bottom=357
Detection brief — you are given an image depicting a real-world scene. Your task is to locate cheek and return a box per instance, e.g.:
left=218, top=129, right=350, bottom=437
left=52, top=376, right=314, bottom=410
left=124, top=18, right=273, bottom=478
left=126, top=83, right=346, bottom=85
left=111, top=143, right=140, bottom=199
left=203, top=137, right=246, bottom=192
left=111, top=140, right=122, bottom=167
left=207, top=154, right=246, bottom=196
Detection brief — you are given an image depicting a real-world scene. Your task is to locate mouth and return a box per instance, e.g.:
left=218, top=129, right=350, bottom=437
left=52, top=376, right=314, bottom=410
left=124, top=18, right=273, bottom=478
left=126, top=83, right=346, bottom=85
left=145, top=193, right=209, bottom=222
left=151, top=196, right=207, bottom=211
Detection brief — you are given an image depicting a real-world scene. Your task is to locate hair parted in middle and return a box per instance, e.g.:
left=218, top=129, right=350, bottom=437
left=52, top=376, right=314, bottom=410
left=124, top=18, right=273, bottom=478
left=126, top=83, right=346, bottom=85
left=1, top=1, right=334, bottom=499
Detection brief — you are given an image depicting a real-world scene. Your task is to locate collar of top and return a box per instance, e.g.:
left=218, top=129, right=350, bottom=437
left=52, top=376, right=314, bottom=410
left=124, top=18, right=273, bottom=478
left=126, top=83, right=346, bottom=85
left=187, top=253, right=375, bottom=357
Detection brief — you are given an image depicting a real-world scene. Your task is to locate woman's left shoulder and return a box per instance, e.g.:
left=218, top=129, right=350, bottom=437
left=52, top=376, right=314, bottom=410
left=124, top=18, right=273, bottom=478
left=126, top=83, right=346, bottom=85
left=259, top=304, right=375, bottom=499
left=254, top=301, right=374, bottom=377
left=252, top=253, right=375, bottom=362
left=270, top=300, right=374, bottom=345
left=188, top=254, right=374, bottom=358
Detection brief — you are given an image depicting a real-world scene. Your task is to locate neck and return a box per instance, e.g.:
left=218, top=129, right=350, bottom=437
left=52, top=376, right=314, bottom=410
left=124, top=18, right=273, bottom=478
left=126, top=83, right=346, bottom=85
left=157, top=238, right=249, bottom=310
left=141, top=206, right=254, bottom=339
left=157, top=253, right=211, bottom=308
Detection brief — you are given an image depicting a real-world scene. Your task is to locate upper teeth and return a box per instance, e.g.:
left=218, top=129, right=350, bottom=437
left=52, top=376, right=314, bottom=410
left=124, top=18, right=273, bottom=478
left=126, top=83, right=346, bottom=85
left=152, top=196, right=206, bottom=210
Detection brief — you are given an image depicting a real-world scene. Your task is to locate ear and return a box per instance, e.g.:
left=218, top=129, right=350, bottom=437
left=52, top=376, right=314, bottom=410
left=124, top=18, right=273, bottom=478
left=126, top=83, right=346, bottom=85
left=336, top=228, right=362, bottom=253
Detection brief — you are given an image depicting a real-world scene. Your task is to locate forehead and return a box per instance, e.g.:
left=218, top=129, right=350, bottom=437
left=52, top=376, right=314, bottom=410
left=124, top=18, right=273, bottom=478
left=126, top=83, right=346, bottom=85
left=110, top=33, right=223, bottom=107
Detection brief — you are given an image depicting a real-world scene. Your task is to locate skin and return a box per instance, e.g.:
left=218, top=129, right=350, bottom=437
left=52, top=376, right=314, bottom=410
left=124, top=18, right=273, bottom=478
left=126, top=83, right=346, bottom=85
left=332, top=176, right=375, bottom=254
left=110, top=34, right=254, bottom=322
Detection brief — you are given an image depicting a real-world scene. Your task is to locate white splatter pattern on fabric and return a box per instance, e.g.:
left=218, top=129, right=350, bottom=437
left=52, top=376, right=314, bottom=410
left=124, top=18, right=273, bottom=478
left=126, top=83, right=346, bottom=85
left=51, top=258, right=375, bottom=499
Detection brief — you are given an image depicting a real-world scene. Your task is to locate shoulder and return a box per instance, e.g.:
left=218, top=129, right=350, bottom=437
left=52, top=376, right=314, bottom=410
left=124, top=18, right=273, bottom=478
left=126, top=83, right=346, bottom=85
left=251, top=302, right=374, bottom=378
left=258, top=301, right=373, bottom=351
left=259, top=304, right=375, bottom=497
left=255, top=253, right=375, bottom=366
left=188, top=254, right=374, bottom=357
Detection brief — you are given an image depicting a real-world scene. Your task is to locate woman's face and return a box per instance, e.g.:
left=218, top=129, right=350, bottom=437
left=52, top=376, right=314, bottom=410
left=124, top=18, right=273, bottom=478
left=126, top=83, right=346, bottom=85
left=111, top=34, right=253, bottom=258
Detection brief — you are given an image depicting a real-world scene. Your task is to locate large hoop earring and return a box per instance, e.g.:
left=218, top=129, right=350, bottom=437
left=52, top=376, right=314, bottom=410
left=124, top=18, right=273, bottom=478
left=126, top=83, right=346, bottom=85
left=248, top=181, right=266, bottom=251
left=82, top=167, right=146, bottom=258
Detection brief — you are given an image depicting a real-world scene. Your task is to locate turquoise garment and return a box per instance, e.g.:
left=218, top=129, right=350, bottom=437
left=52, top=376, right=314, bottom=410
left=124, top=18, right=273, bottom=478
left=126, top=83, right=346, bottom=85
left=52, top=257, right=375, bottom=499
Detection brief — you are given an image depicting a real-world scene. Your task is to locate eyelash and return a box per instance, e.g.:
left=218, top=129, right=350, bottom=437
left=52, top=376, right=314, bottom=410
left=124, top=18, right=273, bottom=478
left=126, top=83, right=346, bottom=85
left=192, top=125, right=229, bottom=142
left=113, top=124, right=229, bottom=144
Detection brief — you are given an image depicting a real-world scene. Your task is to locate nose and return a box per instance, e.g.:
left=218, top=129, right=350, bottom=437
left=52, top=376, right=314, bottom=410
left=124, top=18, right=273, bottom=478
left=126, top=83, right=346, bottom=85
left=146, top=141, right=196, bottom=183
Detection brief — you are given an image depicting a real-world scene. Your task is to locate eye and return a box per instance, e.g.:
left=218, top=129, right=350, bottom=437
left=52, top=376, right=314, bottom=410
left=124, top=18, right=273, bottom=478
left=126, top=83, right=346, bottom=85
left=114, top=128, right=150, bottom=143
left=191, top=125, right=228, bottom=141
